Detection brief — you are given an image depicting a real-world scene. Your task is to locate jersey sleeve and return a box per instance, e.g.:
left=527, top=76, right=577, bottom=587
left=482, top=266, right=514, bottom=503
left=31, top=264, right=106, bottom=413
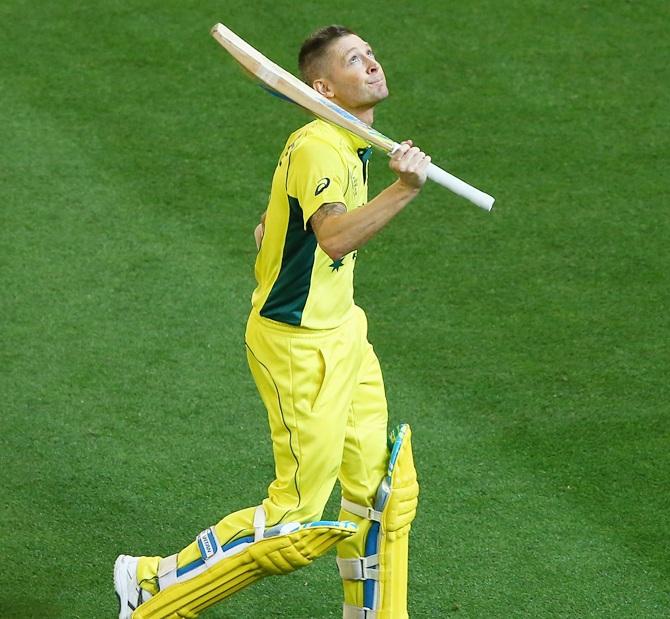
left=287, top=138, right=348, bottom=228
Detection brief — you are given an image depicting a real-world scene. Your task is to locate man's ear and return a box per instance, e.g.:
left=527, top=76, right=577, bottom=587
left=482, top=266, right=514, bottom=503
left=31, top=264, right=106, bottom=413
left=313, top=79, right=334, bottom=99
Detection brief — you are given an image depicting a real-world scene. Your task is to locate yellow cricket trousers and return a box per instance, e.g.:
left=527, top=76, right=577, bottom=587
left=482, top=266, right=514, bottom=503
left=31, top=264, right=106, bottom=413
left=160, top=305, right=389, bottom=584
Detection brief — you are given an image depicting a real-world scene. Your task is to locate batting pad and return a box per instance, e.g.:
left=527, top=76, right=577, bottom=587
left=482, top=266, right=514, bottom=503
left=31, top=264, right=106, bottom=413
left=133, top=519, right=357, bottom=619
left=339, top=424, right=419, bottom=619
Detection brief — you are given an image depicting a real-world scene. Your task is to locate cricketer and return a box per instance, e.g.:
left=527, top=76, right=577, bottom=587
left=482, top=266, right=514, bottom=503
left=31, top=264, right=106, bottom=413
left=115, top=25, right=427, bottom=618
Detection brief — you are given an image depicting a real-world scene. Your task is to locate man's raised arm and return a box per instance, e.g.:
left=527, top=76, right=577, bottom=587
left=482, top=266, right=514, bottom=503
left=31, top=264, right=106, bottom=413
left=309, top=142, right=431, bottom=261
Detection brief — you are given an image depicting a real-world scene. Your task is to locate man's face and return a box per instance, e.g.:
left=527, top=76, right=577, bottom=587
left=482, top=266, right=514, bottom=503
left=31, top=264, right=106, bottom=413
left=320, top=34, right=388, bottom=111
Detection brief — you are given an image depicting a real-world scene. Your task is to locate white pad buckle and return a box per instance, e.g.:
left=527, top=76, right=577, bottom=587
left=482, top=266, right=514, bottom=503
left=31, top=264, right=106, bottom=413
left=341, top=497, right=383, bottom=523
left=343, top=603, right=377, bottom=619
left=337, top=555, right=380, bottom=581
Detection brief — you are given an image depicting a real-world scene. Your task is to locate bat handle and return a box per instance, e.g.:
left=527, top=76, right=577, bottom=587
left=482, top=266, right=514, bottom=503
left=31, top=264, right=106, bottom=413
left=426, top=163, right=495, bottom=211
left=389, top=143, right=495, bottom=211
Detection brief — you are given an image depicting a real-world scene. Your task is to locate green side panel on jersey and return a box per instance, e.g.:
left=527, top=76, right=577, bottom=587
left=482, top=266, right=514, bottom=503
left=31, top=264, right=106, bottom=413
left=260, top=195, right=317, bottom=325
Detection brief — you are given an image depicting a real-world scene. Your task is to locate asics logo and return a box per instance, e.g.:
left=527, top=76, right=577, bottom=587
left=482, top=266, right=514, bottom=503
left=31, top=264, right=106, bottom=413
left=315, top=178, right=331, bottom=196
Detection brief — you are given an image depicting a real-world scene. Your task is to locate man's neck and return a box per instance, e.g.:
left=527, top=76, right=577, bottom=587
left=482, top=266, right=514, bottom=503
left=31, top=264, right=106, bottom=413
left=355, top=108, right=375, bottom=125
left=334, top=100, right=375, bottom=126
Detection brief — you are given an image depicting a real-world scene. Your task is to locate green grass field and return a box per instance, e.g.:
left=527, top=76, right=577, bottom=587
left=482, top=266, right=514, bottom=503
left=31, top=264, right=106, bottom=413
left=2, top=1, right=669, bottom=617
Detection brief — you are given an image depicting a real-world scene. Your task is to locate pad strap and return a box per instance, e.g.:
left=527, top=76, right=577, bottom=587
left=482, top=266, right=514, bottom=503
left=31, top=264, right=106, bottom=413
left=197, top=527, right=226, bottom=567
left=337, top=555, right=380, bottom=581
left=157, top=525, right=234, bottom=591
left=341, top=498, right=383, bottom=523
left=157, top=554, right=178, bottom=590
left=343, top=603, right=377, bottom=619
left=253, top=505, right=266, bottom=542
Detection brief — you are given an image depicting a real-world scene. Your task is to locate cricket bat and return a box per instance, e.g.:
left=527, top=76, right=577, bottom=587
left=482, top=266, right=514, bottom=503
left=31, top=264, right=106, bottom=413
left=211, top=23, right=495, bottom=212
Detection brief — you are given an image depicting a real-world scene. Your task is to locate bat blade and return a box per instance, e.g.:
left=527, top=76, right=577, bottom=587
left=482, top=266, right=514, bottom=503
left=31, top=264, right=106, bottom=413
left=210, top=23, right=494, bottom=211
left=210, top=23, right=395, bottom=151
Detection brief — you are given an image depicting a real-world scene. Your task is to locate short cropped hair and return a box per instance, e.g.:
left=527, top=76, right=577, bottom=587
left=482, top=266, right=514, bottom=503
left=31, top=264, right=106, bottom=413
left=298, top=25, right=355, bottom=85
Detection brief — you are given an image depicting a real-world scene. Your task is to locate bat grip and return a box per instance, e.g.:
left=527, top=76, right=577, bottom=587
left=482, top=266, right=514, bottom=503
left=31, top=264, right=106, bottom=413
left=388, top=143, right=494, bottom=211
left=426, top=163, right=494, bottom=211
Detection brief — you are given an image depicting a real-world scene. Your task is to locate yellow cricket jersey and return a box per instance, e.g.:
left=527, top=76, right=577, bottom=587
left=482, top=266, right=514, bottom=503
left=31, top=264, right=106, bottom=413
left=251, top=119, right=372, bottom=329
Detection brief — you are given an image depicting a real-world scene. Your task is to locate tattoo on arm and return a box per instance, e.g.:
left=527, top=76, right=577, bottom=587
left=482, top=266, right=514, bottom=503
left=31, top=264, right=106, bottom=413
left=309, top=202, right=346, bottom=234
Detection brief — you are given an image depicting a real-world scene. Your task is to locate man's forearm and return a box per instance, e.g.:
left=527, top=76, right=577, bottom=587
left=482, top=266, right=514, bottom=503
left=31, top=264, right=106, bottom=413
left=313, top=180, right=420, bottom=260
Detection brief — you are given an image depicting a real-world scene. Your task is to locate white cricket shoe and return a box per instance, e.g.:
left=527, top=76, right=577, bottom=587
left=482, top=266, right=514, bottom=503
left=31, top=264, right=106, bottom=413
left=114, top=554, right=152, bottom=618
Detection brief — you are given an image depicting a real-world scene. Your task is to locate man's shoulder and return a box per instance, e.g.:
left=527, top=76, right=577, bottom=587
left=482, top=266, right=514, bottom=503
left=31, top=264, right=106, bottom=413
left=290, top=120, right=342, bottom=153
